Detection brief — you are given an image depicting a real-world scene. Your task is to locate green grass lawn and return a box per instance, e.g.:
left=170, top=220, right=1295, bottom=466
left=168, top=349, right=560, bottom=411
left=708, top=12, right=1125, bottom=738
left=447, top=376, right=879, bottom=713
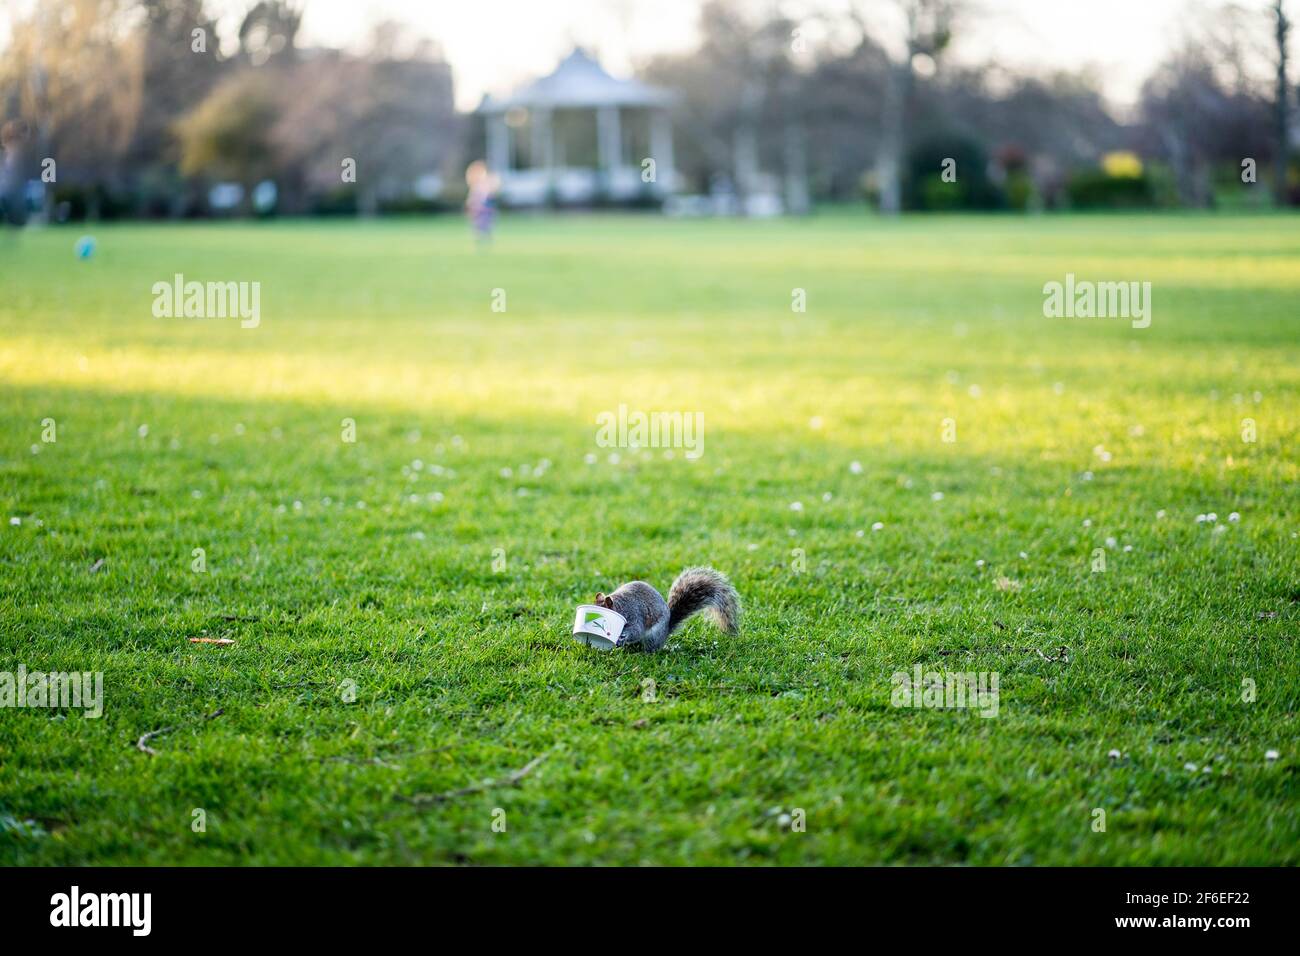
left=1, top=212, right=1297, bottom=865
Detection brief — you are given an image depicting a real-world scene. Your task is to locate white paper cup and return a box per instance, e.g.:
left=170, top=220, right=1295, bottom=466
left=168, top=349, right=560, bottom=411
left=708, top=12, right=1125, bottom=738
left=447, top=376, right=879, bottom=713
left=573, top=605, right=626, bottom=650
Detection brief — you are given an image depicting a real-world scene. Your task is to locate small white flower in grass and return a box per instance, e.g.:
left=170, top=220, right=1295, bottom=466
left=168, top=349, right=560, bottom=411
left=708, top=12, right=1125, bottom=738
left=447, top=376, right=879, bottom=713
left=872, top=522, right=884, bottom=531
left=584, top=453, right=596, bottom=465
left=1213, top=525, right=1226, bottom=534
left=1081, top=470, right=1093, bottom=481
left=1184, top=762, right=1198, bottom=772
left=822, top=492, right=832, bottom=502
left=1082, top=519, right=1092, bottom=528
left=1202, top=765, right=1212, bottom=774
left=975, top=559, right=985, bottom=569
left=1196, top=514, right=1207, bottom=523
left=1207, top=512, right=1217, bottom=523
left=1107, top=749, right=1121, bottom=760
left=855, top=529, right=865, bottom=538
left=1229, top=512, right=1240, bottom=522
left=1157, top=509, right=1167, bottom=519
left=1019, top=551, right=1028, bottom=559
left=356, top=501, right=366, bottom=509
left=412, top=531, right=425, bottom=540
left=412, top=459, right=423, bottom=471
left=30, top=444, right=40, bottom=455
left=931, top=491, right=944, bottom=502
left=849, top=461, right=863, bottom=475
left=500, top=467, right=513, bottom=478
left=789, top=501, right=803, bottom=512
left=1105, top=536, right=1117, bottom=549
left=323, top=496, right=332, bottom=505
left=746, top=543, right=758, bottom=551
left=1123, top=545, right=1133, bottom=553
left=1265, top=749, right=1279, bottom=761
left=137, top=424, right=149, bottom=438
left=9, top=517, right=20, bottom=526
left=293, top=500, right=302, bottom=511
left=428, top=492, right=444, bottom=503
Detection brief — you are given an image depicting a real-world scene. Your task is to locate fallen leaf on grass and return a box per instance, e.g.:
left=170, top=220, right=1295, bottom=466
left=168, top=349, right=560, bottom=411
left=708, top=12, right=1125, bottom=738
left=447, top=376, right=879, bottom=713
left=88, top=558, right=105, bottom=574
left=188, top=637, right=235, bottom=645
left=995, top=576, right=1021, bottom=592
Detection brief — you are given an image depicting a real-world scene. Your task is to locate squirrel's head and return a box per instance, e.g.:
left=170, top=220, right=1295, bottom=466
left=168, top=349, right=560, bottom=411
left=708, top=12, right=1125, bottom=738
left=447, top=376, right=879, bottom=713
left=594, top=592, right=615, bottom=610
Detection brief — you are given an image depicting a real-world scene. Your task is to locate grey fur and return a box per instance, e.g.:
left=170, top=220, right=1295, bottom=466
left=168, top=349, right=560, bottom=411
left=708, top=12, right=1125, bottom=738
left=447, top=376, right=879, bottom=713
left=596, top=567, right=740, bottom=652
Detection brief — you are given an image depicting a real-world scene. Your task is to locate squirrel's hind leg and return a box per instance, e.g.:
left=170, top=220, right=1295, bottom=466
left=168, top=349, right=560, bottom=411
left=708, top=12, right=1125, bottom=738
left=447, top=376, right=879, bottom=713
left=636, top=616, right=670, bottom=652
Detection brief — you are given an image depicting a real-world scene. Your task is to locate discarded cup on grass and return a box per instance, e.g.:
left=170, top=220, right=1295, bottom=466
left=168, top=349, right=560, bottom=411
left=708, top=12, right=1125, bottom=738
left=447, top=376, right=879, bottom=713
left=572, top=604, right=626, bottom=650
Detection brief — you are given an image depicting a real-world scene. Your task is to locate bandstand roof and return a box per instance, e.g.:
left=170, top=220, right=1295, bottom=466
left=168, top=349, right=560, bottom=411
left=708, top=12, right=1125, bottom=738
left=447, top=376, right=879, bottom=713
left=477, top=48, right=674, bottom=113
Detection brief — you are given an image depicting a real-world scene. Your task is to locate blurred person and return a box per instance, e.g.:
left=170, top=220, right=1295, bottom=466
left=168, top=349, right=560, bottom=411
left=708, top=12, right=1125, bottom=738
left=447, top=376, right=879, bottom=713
left=0, top=120, right=31, bottom=229
left=464, top=160, right=498, bottom=245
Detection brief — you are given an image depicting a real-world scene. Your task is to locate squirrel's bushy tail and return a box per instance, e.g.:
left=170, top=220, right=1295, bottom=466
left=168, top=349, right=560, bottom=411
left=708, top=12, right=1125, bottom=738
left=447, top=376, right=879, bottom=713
left=666, top=567, right=740, bottom=636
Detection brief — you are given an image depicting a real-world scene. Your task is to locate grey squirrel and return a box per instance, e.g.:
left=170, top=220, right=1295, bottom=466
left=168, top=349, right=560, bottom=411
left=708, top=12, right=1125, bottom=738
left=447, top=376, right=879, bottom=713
left=594, top=567, right=740, bottom=652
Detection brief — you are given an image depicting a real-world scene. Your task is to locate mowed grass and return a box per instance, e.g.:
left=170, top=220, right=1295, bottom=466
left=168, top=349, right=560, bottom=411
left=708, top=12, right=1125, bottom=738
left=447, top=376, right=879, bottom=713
left=0, top=212, right=1297, bottom=865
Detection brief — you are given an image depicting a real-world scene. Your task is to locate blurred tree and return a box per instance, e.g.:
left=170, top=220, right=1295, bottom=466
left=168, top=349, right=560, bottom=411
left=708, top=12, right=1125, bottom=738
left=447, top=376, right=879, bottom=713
left=272, top=24, right=459, bottom=215
left=127, top=0, right=225, bottom=216
left=1138, top=3, right=1276, bottom=208
left=238, top=0, right=302, bottom=67
left=796, top=36, right=891, bottom=201
left=642, top=0, right=805, bottom=210
left=175, top=70, right=280, bottom=212
left=0, top=0, right=143, bottom=218
left=845, top=0, right=965, bottom=214
left=1273, top=0, right=1291, bottom=205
